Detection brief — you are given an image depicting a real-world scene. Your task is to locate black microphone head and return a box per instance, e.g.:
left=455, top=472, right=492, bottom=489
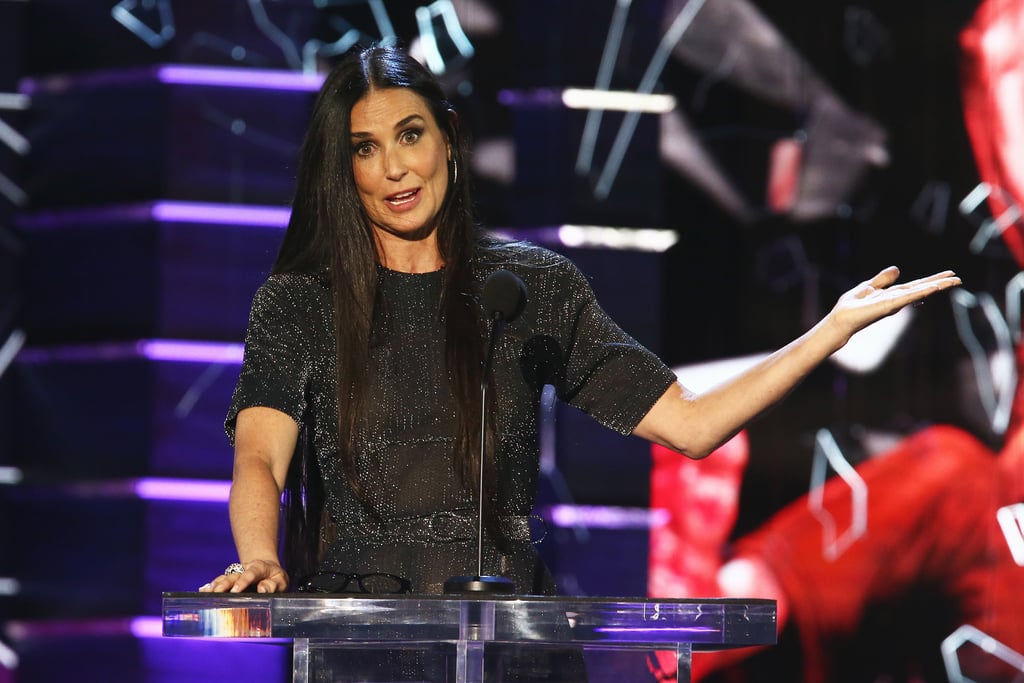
left=482, top=269, right=527, bottom=322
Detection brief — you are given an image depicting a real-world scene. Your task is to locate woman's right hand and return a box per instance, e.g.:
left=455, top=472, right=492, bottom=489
left=198, top=559, right=290, bottom=594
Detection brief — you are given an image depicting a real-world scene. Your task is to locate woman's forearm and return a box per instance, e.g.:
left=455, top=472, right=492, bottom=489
left=229, top=456, right=286, bottom=566
left=638, top=316, right=843, bottom=458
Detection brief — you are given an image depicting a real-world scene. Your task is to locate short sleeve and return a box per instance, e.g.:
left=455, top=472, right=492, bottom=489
left=550, top=257, right=677, bottom=435
left=224, top=274, right=321, bottom=444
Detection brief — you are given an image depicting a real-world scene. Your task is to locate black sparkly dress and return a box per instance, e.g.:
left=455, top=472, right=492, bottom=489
left=226, top=241, right=677, bottom=596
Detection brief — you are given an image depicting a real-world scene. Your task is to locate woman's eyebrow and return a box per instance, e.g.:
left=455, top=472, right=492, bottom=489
left=351, top=114, right=426, bottom=139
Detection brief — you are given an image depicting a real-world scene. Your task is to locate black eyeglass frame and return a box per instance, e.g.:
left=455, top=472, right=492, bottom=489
left=297, top=571, right=413, bottom=595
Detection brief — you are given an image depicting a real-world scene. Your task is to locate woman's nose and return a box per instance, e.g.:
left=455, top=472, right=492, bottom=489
left=383, top=148, right=408, bottom=180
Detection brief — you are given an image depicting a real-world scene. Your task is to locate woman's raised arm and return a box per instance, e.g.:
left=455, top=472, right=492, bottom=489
left=634, top=267, right=961, bottom=458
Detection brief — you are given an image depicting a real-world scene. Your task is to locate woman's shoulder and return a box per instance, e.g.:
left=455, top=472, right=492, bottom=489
left=252, top=271, right=331, bottom=311
left=260, top=270, right=329, bottom=292
left=475, top=235, right=578, bottom=274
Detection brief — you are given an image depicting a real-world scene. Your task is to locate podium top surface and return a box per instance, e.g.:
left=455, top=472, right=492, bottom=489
left=162, top=593, right=776, bottom=650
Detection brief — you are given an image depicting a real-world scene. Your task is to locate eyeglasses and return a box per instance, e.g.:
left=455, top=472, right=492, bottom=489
left=298, top=572, right=413, bottom=595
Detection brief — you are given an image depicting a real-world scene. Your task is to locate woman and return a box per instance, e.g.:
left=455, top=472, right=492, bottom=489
left=199, top=44, right=960, bottom=598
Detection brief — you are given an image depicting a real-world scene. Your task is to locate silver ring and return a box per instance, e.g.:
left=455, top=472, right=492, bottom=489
left=224, top=562, right=245, bottom=575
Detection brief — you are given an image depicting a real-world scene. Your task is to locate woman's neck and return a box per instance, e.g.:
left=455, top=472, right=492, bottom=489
left=375, top=233, right=444, bottom=273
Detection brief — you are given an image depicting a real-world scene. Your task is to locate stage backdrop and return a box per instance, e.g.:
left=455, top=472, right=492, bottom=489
left=0, top=2, right=1020, bottom=683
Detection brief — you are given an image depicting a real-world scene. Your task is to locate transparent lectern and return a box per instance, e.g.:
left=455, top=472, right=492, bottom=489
left=162, top=593, right=776, bottom=683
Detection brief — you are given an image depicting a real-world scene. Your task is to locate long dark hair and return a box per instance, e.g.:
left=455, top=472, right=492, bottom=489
left=274, top=45, right=498, bottom=582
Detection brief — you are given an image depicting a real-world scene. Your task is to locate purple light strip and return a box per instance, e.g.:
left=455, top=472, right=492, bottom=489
left=151, top=200, right=290, bottom=227
left=17, top=203, right=157, bottom=229
left=138, top=339, right=244, bottom=364
left=134, top=477, right=231, bottom=503
left=497, top=88, right=563, bottom=108
left=594, top=626, right=719, bottom=635
left=20, top=64, right=324, bottom=96
left=19, top=66, right=160, bottom=95
left=12, top=477, right=231, bottom=503
left=16, top=340, right=244, bottom=365
left=6, top=617, right=164, bottom=640
left=157, top=65, right=324, bottom=92
left=16, top=341, right=148, bottom=363
left=542, top=504, right=669, bottom=530
left=17, top=201, right=291, bottom=230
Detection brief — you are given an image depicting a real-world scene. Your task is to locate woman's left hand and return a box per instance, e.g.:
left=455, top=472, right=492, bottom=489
left=825, top=266, right=961, bottom=344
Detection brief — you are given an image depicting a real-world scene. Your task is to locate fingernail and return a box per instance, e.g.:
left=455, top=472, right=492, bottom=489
left=199, top=583, right=211, bottom=591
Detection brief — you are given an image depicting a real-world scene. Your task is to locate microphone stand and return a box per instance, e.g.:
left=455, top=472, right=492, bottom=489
left=443, top=312, right=516, bottom=594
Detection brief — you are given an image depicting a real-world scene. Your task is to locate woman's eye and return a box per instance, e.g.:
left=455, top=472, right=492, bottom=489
left=354, top=142, right=374, bottom=157
left=401, top=128, right=422, bottom=144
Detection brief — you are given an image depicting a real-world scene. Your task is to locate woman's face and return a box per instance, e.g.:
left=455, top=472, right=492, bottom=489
left=349, top=87, right=450, bottom=245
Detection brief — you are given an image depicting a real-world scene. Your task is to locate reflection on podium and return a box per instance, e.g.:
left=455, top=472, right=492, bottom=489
left=163, top=593, right=776, bottom=683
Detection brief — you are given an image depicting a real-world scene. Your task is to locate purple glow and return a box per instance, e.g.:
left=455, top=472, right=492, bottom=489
left=17, top=341, right=148, bottom=364
left=130, top=617, right=166, bottom=639
left=19, top=66, right=158, bottom=95
left=6, top=618, right=136, bottom=640
left=138, top=340, right=244, bottom=364
left=597, top=626, right=717, bottom=633
left=16, top=340, right=244, bottom=365
left=17, top=203, right=156, bottom=229
left=595, top=626, right=719, bottom=635
left=544, top=505, right=669, bottom=530
left=158, top=65, right=324, bottom=92
left=17, top=200, right=290, bottom=229
left=151, top=201, right=290, bottom=227
left=497, top=88, right=563, bottom=107
left=134, top=478, right=231, bottom=503
left=6, top=617, right=165, bottom=640
left=20, top=63, right=323, bottom=97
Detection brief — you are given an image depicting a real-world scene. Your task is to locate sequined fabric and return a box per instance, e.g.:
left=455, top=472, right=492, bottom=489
left=226, top=240, right=677, bottom=595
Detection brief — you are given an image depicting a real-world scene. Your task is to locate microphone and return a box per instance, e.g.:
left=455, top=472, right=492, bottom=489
left=482, top=269, right=528, bottom=324
left=444, top=270, right=527, bottom=595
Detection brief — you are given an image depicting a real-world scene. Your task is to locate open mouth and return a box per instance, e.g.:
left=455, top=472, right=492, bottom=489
left=386, top=189, right=419, bottom=206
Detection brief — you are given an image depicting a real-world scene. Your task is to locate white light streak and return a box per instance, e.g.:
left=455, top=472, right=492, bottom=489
left=562, top=88, right=676, bottom=114
left=942, top=625, right=1024, bottom=682
left=0, top=93, right=29, bottom=110
left=0, top=467, right=23, bottom=485
left=808, top=428, right=868, bottom=561
left=996, top=504, right=1024, bottom=566
left=0, top=637, right=17, bottom=669
left=0, top=329, right=26, bottom=378
left=951, top=288, right=1016, bottom=435
left=557, top=225, right=678, bottom=252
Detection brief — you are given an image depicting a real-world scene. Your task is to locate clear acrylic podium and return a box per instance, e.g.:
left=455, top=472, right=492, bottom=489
left=162, top=593, right=776, bottom=682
